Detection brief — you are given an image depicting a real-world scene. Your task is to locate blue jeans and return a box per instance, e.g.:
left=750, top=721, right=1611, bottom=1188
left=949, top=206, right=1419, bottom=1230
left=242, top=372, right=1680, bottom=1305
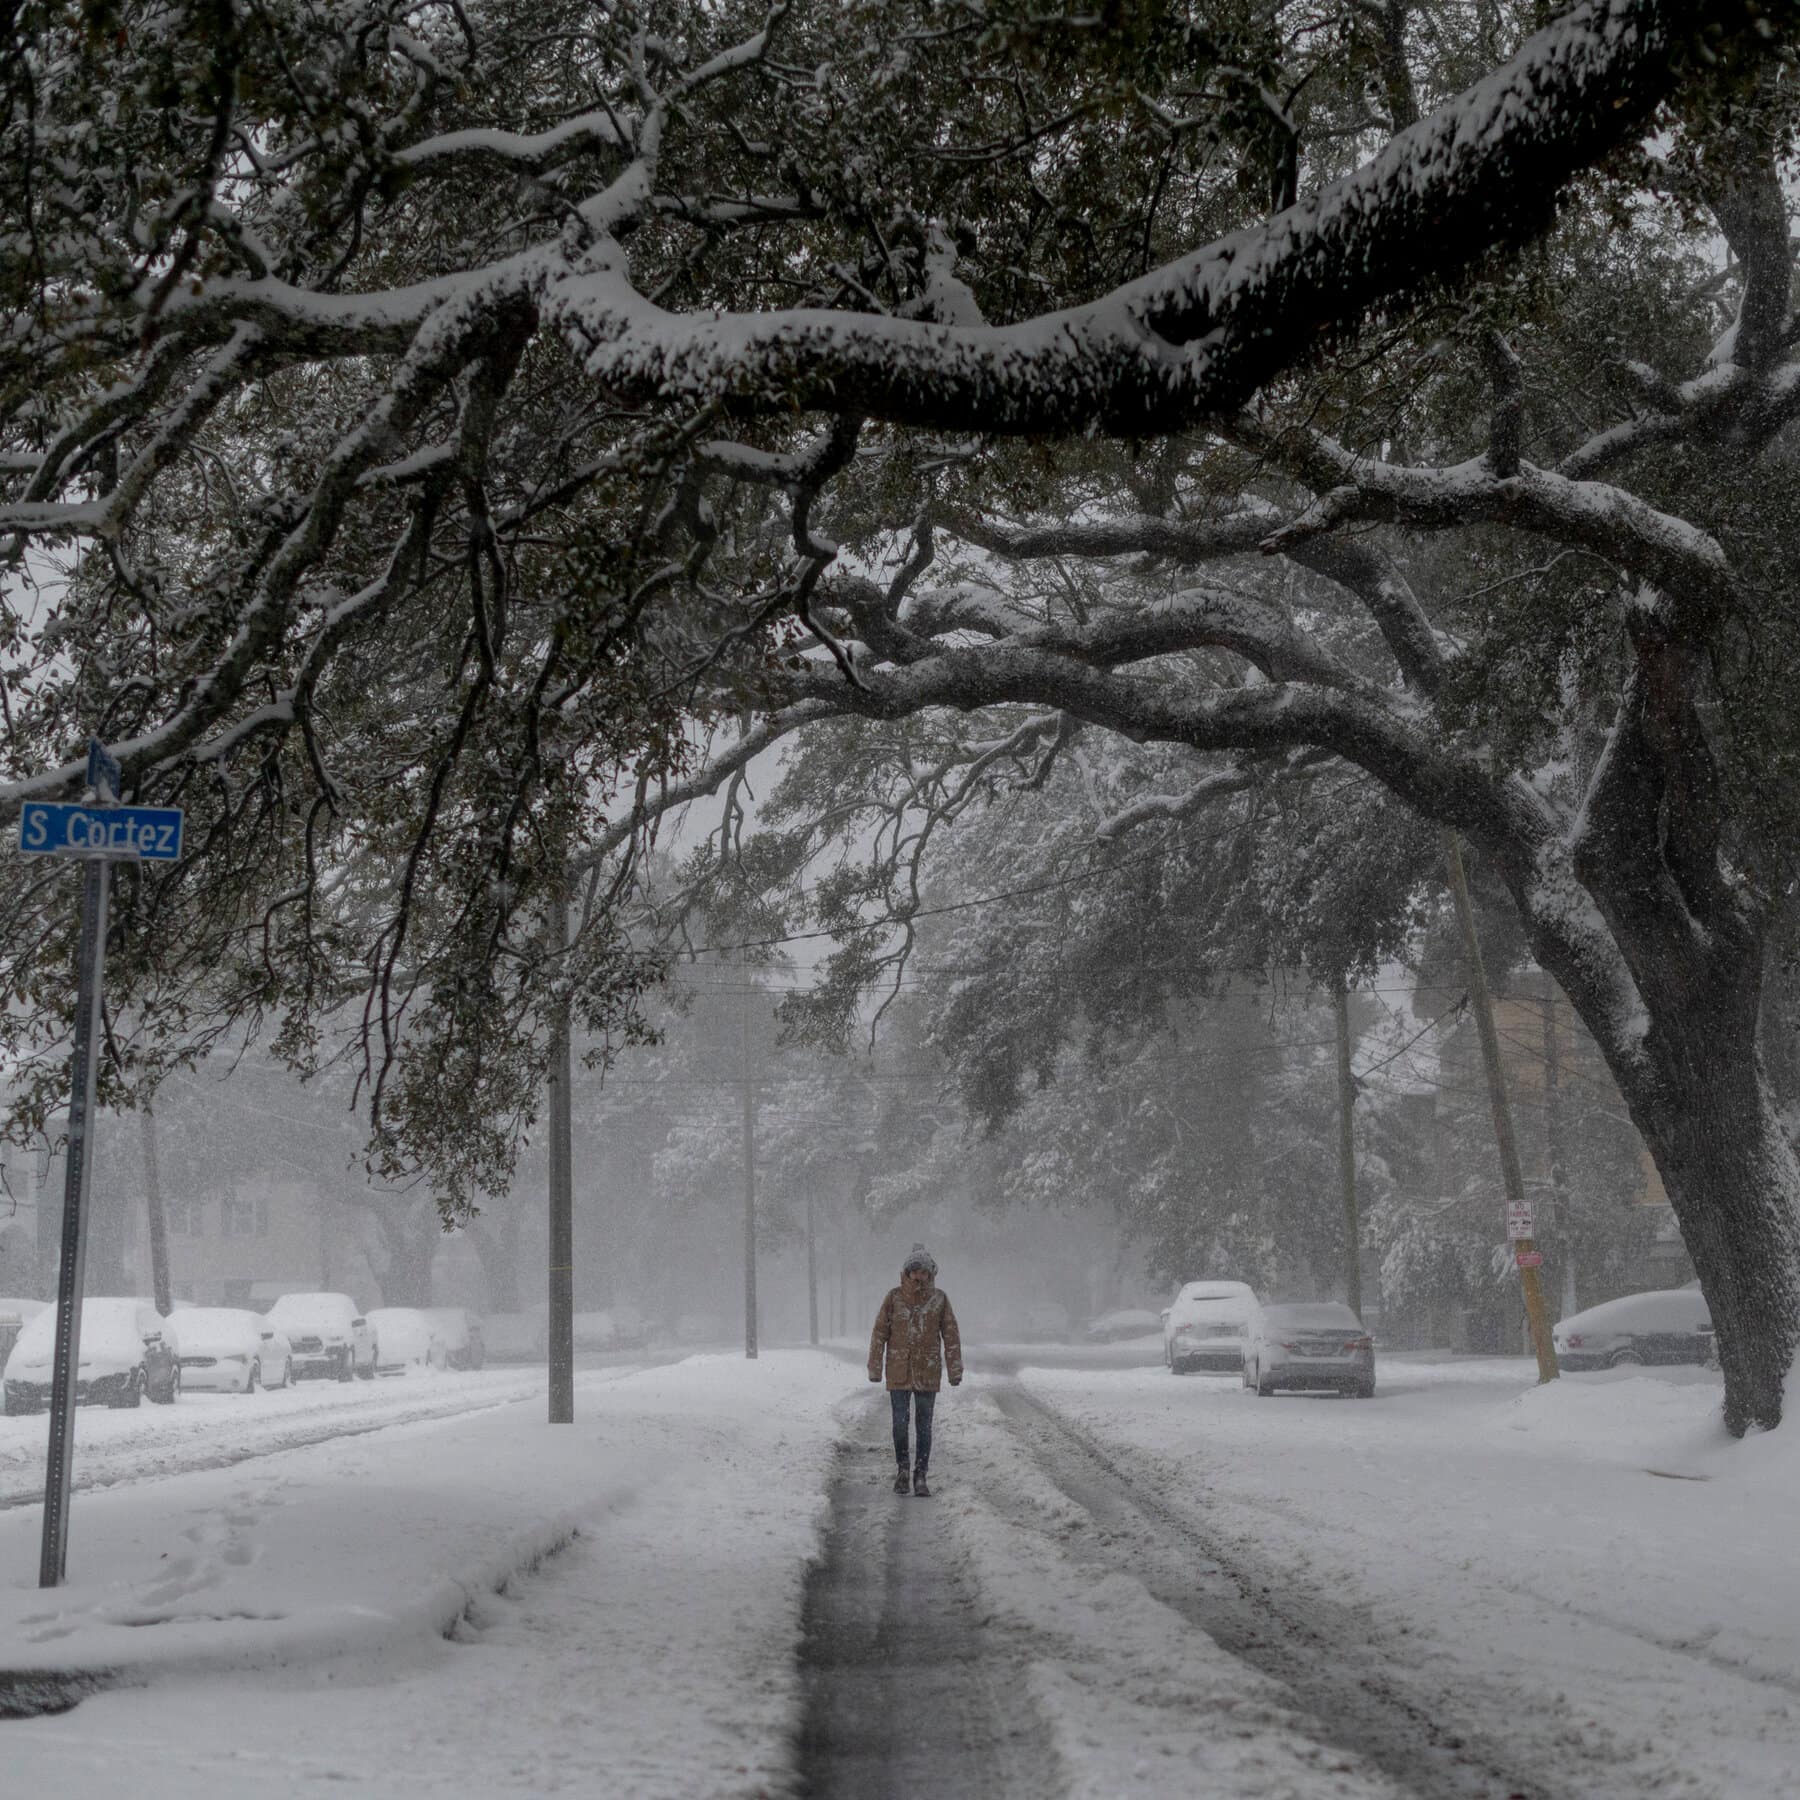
left=890, top=1389, right=936, bottom=1470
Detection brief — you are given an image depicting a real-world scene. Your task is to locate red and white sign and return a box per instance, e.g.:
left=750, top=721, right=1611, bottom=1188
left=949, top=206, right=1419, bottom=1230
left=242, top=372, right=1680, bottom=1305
left=1515, top=1248, right=1544, bottom=1269
left=1506, top=1200, right=1536, bottom=1241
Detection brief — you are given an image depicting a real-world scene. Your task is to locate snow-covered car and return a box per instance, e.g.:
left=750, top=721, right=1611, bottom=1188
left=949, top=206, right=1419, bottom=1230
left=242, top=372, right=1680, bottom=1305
left=368, top=1307, right=447, bottom=1374
left=176, top=1307, right=292, bottom=1392
left=265, top=1291, right=377, bottom=1381
left=1244, top=1301, right=1375, bottom=1398
left=1082, top=1308, right=1163, bottom=1344
left=0, top=1296, right=47, bottom=1370
left=572, top=1308, right=651, bottom=1352
left=422, top=1307, right=485, bottom=1369
left=1552, top=1283, right=1712, bottom=1371
left=3, top=1297, right=181, bottom=1410
left=1163, top=1280, right=1259, bottom=1372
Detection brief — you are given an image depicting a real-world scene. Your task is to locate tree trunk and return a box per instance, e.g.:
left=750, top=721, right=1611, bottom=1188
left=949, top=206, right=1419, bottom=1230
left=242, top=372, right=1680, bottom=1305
left=373, top=1202, right=438, bottom=1307
left=1519, top=844, right=1800, bottom=1433
left=1540, top=980, right=1577, bottom=1317
left=470, top=1208, right=521, bottom=1314
left=1621, top=1020, right=1800, bottom=1436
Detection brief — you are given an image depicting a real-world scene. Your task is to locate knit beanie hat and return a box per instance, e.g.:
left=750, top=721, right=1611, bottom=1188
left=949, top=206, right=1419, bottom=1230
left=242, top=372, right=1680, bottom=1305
left=902, top=1243, right=937, bottom=1275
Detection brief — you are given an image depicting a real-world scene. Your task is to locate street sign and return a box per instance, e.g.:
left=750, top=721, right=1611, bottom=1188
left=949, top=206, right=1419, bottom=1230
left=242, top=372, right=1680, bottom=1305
left=16, top=741, right=182, bottom=1586
left=1515, top=1248, right=1544, bottom=1269
left=19, top=801, right=184, bottom=861
left=1506, top=1199, right=1535, bottom=1241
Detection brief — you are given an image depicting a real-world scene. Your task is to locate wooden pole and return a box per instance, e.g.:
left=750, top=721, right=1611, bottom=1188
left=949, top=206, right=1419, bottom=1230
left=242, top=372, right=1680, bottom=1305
left=1541, top=977, right=1577, bottom=1317
left=1443, top=831, right=1558, bottom=1382
left=1332, top=973, right=1364, bottom=1319
left=741, top=988, right=758, bottom=1360
left=547, top=893, right=574, bottom=1423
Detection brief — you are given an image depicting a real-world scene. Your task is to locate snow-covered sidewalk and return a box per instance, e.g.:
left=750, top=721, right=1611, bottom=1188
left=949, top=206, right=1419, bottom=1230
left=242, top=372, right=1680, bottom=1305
left=0, top=1351, right=856, bottom=1797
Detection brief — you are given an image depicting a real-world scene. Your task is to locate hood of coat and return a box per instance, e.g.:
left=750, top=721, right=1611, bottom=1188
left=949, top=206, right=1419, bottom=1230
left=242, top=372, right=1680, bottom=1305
left=900, top=1267, right=936, bottom=1302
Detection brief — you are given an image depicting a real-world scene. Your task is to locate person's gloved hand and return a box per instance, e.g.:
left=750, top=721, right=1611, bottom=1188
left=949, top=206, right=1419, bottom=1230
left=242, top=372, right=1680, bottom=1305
left=868, top=1371, right=881, bottom=1382
left=949, top=1376, right=962, bottom=1387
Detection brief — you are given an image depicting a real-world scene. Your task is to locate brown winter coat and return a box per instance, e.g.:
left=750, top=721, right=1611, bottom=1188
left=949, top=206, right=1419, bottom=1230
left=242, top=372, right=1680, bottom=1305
left=868, top=1270, right=963, bottom=1391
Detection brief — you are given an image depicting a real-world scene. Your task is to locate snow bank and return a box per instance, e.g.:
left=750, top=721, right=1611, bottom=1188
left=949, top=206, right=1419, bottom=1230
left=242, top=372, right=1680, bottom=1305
left=0, top=1351, right=859, bottom=1798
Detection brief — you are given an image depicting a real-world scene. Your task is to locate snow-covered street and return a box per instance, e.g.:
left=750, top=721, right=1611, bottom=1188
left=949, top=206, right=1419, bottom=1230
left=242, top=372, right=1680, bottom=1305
left=2, top=1346, right=1794, bottom=1798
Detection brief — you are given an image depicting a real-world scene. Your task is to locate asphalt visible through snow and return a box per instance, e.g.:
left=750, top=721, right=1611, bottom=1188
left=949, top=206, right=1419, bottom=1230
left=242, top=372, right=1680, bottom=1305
left=795, top=1421, right=1059, bottom=1800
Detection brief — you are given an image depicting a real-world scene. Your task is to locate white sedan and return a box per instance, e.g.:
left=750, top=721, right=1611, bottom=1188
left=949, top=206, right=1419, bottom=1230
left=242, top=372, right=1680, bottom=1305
left=176, top=1307, right=293, bottom=1392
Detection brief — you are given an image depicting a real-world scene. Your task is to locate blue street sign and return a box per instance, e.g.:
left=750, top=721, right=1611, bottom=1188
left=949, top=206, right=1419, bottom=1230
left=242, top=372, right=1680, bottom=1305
left=18, top=801, right=184, bottom=861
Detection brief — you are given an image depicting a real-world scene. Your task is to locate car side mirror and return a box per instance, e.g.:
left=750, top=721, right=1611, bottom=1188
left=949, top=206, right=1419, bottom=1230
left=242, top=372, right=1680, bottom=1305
left=352, top=1318, right=366, bottom=1329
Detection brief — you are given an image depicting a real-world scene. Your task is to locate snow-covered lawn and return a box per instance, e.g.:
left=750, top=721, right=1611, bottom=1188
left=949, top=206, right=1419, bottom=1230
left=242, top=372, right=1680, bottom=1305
left=0, top=1351, right=855, bottom=1797
left=1015, top=1356, right=1800, bottom=1799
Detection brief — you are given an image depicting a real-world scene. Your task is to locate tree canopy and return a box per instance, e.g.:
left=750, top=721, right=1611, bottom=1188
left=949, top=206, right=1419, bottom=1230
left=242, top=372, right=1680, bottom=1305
left=6, top=0, right=1800, bottom=1426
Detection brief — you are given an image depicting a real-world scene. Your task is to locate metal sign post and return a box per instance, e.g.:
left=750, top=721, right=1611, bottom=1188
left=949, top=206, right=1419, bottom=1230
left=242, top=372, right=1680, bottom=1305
left=18, top=741, right=183, bottom=1586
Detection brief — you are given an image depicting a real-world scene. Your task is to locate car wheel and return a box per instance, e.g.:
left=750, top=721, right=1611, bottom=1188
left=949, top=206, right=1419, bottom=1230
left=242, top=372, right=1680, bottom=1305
left=282, top=1357, right=293, bottom=1389
left=336, top=1350, right=353, bottom=1383
left=247, top=1360, right=261, bottom=1393
left=119, top=1368, right=144, bottom=1409
left=1255, top=1365, right=1276, bottom=1398
left=1609, top=1349, right=1645, bottom=1368
left=357, top=1347, right=376, bottom=1380
left=1354, top=1381, right=1375, bottom=1399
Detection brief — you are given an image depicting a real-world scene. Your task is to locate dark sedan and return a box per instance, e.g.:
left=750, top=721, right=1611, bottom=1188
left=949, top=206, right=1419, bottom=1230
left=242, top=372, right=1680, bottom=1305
left=1552, top=1284, right=1711, bottom=1371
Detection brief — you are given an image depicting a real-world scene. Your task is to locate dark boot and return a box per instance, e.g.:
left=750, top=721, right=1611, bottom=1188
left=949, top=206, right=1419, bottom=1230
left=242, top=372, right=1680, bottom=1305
left=912, top=1465, right=931, bottom=1497
left=893, top=1462, right=911, bottom=1494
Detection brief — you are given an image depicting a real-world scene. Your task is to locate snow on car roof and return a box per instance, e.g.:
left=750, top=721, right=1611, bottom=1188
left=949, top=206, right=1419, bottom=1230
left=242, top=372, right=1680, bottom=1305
left=1176, top=1280, right=1257, bottom=1302
left=173, top=1307, right=261, bottom=1347
left=1557, top=1287, right=1710, bottom=1334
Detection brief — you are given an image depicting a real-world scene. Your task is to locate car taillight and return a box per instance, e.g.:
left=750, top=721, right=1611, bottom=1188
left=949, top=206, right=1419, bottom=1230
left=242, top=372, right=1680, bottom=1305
left=1565, top=1333, right=1583, bottom=1348
left=1279, top=1340, right=1300, bottom=1351
left=1345, top=1337, right=1371, bottom=1351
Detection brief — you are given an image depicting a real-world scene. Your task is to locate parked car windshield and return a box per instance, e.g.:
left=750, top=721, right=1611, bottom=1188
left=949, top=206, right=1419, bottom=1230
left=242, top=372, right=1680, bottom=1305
left=1261, top=1304, right=1364, bottom=1332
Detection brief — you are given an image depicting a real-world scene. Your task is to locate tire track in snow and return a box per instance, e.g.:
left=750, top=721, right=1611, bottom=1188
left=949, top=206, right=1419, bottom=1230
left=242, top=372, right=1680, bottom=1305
left=988, top=1379, right=1555, bottom=1800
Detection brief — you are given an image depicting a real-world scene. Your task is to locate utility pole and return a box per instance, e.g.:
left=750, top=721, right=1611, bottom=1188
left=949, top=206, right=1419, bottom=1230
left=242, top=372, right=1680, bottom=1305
left=1540, top=977, right=1577, bottom=1317
left=1443, top=831, right=1558, bottom=1383
left=1332, top=972, right=1363, bottom=1319
left=547, top=893, right=574, bottom=1423
left=140, top=1102, right=170, bottom=1317
left=741, top=987, right=758, bottom=1360
left=805, top=1183, right=819, bottom=1346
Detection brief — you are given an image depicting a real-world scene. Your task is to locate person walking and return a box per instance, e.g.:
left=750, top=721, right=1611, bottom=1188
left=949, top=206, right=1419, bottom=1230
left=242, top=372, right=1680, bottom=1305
left=868, top=1244, right=963, bottom=1497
